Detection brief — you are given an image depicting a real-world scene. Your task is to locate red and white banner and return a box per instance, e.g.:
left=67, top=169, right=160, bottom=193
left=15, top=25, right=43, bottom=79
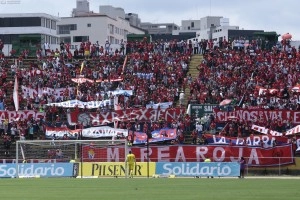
left=285, top=125, right=300, bottom=136
left=21, top=86, right=74, bottom=99
left=95, top=78, right=123, bottom=83
left=256, top=86, right=279, bottom=96
left=71, top=78, right=94, bottom=84
left=291, top=84, right=300, bottom=93
left=45, top=126, right=128, bottom=138
left=214, top=108, right=300, bottom=124
left=46, top=99, right=111, bottom=109
left=82, top=145, right=294, bottom=166
left=67, top=107, right=186, bottom=126
left=251, top=124, right=283, bottom=136
left=45, top=127, right=81, bottom=138
left=0, top=111, right=45, bottom=122
left=219, top=99, right=232, bottom=106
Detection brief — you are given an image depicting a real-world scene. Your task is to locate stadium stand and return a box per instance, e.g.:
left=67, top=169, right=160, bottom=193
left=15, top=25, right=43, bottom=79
left=0, top=36, right=299, bottom=159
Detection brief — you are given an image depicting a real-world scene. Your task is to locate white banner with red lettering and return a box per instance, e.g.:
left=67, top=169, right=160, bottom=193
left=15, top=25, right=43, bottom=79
left=285, top=125, right=300, bottom=136
left=251, top=124, right=283, bottom=136
left=256, top=86, right=279, bottom=96
left=145, top=102, right=173, bottom=110
left=21, top=86, right=75, bottom=99
left=67, top=108, right=186, bottom=126
left=0, top=110, right=45, bottom=123
left=214, top=108, right=300, bottom=124
left=96, top=78, right=123, bottom=83
left=71, top=78, right=94, bottom=83
left=81, top=145, right=294, bottom=166
left=45, top=126, right=128, bottom=138
left=46, top=99, right=111, bottom=109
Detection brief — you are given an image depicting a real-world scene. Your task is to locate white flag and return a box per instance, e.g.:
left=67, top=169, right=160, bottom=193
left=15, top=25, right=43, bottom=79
left=13, top=76, right=19, bottom=111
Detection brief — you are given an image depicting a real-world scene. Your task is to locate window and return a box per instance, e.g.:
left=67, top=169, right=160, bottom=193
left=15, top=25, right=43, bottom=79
left=108, top=24, right=114, bottom=34
left=70, top=45, right=78, bottom=50
left=87, top=23, right=91, bottom=27
left=115, top=27, right=121, bottom=34
left=73, top=36, right=89, bottom=42
left=0, top=17, right=41, bottom=27
left=46, top=35, right=50, bottom=43
left=51, top=36, right=57, bottom=44
left=60, top=37, right=71, bottom=43
left=191, top=22, right=194, bottom=28
left=46, top=19, right=50, bottom=28
left=58, top=24, right=77, bottom=34
left=51, top=20, right=56, bottom=30
left=43, top=18, right=46, bottom=27
left=41, top=18, right=45, bottom=27
left=124, top=30, right=128, bottom=37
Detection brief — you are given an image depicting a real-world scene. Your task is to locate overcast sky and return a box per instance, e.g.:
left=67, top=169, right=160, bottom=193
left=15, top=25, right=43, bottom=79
left=0, top=0, right=299, bottom=40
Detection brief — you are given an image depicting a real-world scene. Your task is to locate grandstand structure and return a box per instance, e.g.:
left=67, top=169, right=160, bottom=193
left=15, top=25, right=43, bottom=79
left=0, top=34, right=300, bottom=178
left=0, top=38, right=200, bottom=158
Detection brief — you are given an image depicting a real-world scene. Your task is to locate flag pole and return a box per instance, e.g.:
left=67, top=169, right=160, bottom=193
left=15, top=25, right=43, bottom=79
left=237, top=72, right=254, bottom=107
left=77, top=61, right=85, bottom=98
left=13, top=75, right=19, bottom=111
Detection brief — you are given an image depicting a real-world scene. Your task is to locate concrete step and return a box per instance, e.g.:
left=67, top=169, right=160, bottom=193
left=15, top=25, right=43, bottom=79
left=183, top=55, right=203, bottom=107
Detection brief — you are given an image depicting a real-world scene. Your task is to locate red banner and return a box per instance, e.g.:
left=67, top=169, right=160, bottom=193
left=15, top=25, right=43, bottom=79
left=214, top=108, right=300, bottom=124
left=82, top=145, right=294, bottom=167
left=0, top=110, right=45, bottom=122
left=68, top=107, right=186, bottom=126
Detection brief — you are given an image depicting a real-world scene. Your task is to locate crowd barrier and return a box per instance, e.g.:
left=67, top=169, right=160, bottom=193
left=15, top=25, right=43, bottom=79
left=1, top=157, right=299, bottom=178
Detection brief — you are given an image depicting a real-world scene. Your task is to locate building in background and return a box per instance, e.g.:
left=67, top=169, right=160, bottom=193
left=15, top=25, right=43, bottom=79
left=125, top=13, right=141, bottom=28
left=180, top=16, right=278, bottom=48
left=0, top=1, right=145, bottom=56
left=58, top=4, right=145, bottom=51
left=0, top=0, right=279, bottom=56
left=72, top=0, right=92, bottom=17
left=140, top=22, right=180, bottom=35
left=0, top=13, right=60, bottom=56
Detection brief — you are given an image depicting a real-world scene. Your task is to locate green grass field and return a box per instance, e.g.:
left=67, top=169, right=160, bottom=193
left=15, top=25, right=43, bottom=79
left=0, top=177, right=299, bottom=200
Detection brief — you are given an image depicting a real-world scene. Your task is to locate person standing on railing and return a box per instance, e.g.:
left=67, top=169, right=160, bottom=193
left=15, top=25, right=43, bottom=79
left=239, top=157, right=246, bottom=178
left=3, top=133, right=11, bottom=156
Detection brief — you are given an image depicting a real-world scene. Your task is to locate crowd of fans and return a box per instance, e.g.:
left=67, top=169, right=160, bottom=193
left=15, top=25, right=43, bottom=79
left=0, top=37, right=193, bottom=151
left=187, top=37, right=300, bottom=141
left=0, top=35, right=299, bottom=154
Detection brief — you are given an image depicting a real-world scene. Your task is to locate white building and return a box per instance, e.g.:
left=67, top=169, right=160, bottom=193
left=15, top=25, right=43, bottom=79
left=0, top=13, right=60, bottom=56
left=177, top=16, right=241, bottom=44
left=181, top=20, right=201, bottom=31
left=57, top=13, right=145, bottom=51
left=0, top=2, right=145, bottom=55
left=172, top=16, right=236, bottom=40
left=58, top=3, right=144, bottom=51
left=141, top=22, right=180, bottom=35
